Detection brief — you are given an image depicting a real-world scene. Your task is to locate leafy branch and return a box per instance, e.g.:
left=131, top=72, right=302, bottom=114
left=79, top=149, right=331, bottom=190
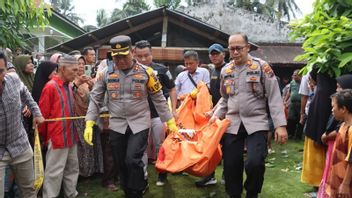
left=290, top=0, right=352, bottom=77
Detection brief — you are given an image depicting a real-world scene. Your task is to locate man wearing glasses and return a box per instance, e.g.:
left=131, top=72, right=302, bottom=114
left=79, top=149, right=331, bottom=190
left=210, top=33, right=287, bottom=198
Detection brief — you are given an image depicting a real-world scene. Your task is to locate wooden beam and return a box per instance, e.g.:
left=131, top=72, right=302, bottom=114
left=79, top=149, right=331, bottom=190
left=126, top=19, right=143, bottom=40
left=89, top=17, right=163, bottom=47
left=168, top=18, right=227, bottom=46
left=88, top=33, right=99, bottom=42
left=161, top=15, right=168, bottom=48
left=126, top=19, right=133, bottom=28
left=59, top=45, right=74, bottom=52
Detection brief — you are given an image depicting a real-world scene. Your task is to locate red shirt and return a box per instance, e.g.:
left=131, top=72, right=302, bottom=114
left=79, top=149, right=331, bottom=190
left=39, top=75, right=78, bottom=149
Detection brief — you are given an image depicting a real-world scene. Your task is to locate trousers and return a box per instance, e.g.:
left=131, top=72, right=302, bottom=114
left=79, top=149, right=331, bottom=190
left=110, top=127, right=148, bottom=197
left=222, top=124, right=268, bottom=197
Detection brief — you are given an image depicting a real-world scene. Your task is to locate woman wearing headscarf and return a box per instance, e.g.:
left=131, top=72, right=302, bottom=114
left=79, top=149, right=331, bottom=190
left=49, top=53, right=62, bottom=64
left=32, top=61, right=58, bottom=103
left=13, top=55, right=35, bottom=146
left=14, top=55, right=35, bottom=92
left=301, top=65, right=337, bottom=197
left=72, top=55, right=104, bottom=178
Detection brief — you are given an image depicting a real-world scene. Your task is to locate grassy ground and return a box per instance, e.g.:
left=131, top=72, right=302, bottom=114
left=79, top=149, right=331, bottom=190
left=77, top=140, right=313, bottom=198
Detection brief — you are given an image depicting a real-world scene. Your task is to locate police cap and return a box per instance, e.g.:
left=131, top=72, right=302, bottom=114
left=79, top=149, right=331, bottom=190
left=110, top=35, right=132, bottom=56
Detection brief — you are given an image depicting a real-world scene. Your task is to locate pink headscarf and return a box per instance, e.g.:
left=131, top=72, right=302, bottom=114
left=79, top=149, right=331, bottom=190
left=50, top=53, right=62, bottom=64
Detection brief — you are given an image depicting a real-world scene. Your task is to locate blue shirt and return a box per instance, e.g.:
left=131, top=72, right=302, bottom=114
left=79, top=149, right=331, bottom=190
left=175, top=67, right=210, bottom=98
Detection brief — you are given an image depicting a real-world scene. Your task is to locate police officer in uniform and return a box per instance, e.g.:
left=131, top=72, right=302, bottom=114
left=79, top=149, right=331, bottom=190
left=84, top=35, right=178, bottom=197
left=133, top=40, right=177, bottom=186
left=210, top=33, right=288, bottom=198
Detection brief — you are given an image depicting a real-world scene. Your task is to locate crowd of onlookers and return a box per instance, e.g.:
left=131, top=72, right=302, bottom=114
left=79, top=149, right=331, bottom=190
left=1, top=32, right=352, bottom=198
left=282, top=66, right=352, bottom=198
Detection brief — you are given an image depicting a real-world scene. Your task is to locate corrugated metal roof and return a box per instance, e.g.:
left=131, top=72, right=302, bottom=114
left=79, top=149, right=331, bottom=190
left=46, top=7, right=305, bottom=66
left=251, top=43, right=305, bottom=65
left=46, top=7, right=258, bottom=53
left=49, top=9, right=86, bottom=34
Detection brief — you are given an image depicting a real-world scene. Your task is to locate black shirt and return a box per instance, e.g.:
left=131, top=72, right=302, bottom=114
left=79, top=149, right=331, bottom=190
left=148, top=62, right=175, bottom=118
left=210, top=63, right=226, bottom=105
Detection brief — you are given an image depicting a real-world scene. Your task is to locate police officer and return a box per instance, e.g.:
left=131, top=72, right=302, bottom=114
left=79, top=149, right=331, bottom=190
left=210, top=33, right=288, bottom=198
left=84, top=35, right=178, bottom=198
left=133, top=40, right=177, bottom=186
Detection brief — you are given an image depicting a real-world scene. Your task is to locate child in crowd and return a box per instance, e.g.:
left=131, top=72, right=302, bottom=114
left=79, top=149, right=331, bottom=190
left=318, top=74, right=352, bottom=198
left=325, top=89, right=352, bottom=198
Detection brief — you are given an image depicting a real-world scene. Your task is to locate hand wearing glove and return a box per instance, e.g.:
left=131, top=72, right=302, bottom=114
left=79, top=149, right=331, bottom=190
left=190, top=88, right=199, bottom=99
left=167, top=118, right=179, bottom=134
left=84, top=120, right=95, bottom=146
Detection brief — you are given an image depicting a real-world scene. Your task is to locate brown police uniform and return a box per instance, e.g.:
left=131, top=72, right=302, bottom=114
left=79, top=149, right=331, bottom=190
left=214, top=56, right=286, bottom=198
left=86, top=35, right=172, bottom=197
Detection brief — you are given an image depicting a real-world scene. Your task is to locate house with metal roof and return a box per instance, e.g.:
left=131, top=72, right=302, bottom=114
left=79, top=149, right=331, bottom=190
left=26, top=8, right=86, bottom=54
left=47, top=7, right=304, bottom=77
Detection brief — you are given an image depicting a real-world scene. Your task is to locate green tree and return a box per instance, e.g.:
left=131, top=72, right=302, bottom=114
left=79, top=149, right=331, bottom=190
left=290, top=0, right=352, bottom=77
left=96, top=9, right=109, bottom=27
left=226, top=0, right=301, bottom=21
left=50, top=0, right=84, bottom=24
left=265, top=0, right=300, bottom=21
left=122, top=0, right=150, bottom=16
left=154, top=0, right=181, bottom=9
left=228, top=0, right=274, bottom=18
left=0, top=0, right=50, bottom=49
left=186, top=0, right=209, bottom=6
left=110, top=8, right=127, bottom=23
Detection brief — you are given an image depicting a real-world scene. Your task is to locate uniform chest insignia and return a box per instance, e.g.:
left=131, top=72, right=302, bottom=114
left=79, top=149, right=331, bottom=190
left=133, top=74, right=144, bottom=79
left=109, top=73, right=119, bottom=79
left=133, top=92, right=142, bottom=98
left=225, top=68, right=233, bottom=74
left=249, top=64, right=258, bottom=70
left=107, top=83, right=120, bottom=89
left=263, top=64, right=274, bottom=78
left=111, top=92, right=118, bottom=99
left=250, top=76, right=257, bottom=81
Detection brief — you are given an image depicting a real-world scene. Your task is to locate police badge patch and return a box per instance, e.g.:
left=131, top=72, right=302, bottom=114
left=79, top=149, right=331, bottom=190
left=263, top=64, right=274, bottom=78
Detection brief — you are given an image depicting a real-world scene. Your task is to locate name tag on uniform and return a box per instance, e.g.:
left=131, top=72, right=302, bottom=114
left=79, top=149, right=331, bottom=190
left=108, top=78, right=120, bottom=83
left=211, top=76, right=218, bottom=80
left=246, top=71, right=260, bottom=75
left=132, top=79, right=146, bottom=83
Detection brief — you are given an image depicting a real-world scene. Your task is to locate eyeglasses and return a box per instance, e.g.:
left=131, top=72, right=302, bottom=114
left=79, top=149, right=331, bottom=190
left=228, top=46, right=246, bottom=52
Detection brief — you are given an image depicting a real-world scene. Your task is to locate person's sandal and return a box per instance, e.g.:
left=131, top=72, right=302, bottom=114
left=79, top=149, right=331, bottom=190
left=106, top=184, right=118, bottom=192
left=304, top=192, right=317, bottom=198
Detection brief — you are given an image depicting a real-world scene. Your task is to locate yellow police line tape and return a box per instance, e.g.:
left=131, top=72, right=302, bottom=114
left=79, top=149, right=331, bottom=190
left=34, top=127, right=44, bottom=191
left=33, top=113, right=110, bottom=190
left=44, top=113, right=110, bottom=122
